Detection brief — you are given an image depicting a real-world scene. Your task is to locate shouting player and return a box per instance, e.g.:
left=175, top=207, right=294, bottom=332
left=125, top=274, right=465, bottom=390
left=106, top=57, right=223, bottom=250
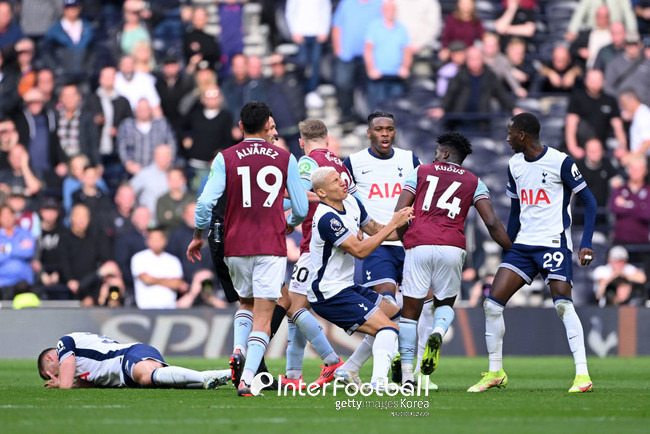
left=38, top=332, right=230, bottom=389
left=308, top=166, right=413, bottom=390
left=394, top=132, right=512, bottom=387
left=188, top=102, right=308, bottom=396
left=468, top=113, right=597, bottom=393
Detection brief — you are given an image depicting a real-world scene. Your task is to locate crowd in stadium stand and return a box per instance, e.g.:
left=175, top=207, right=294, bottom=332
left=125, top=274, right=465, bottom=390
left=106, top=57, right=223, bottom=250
left=0, top=0, right=648, bottom=308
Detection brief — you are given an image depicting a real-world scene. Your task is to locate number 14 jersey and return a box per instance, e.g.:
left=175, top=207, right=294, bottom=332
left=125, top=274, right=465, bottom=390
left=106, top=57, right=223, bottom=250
left=403, top=161, right=489, bottom=250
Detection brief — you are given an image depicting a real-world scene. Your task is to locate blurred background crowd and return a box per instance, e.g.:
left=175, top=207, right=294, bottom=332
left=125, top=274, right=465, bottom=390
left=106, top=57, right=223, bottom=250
left=0, top=0, right=648, bottom=310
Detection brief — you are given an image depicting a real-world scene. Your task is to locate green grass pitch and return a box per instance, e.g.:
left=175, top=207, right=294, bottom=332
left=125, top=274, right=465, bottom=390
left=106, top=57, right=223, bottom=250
left=1, top=357, right=648, bottom=433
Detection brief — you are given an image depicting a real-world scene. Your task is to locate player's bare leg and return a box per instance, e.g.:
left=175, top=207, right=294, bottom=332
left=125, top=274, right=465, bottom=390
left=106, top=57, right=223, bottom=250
left=549, top=280, right=592, bottom=392
left=468, top=267, right=525, bottom=392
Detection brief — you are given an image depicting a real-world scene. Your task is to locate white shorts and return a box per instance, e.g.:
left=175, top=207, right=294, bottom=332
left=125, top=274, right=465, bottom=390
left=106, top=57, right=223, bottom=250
left=224, top=255, right=286, bottom=300
left=289, top=252, right=311, bottom=296
left=402, top=245, right=466, bottom=300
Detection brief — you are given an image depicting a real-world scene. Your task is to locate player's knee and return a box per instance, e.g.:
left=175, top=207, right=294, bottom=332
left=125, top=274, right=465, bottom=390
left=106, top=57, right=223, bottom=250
left=379, top=297, right=400, bottom=319
left=483, top=298, right=504, bottom=317
left=133, top=360, right=163, bottom=386
left=554, top=298, right=574, bottom=319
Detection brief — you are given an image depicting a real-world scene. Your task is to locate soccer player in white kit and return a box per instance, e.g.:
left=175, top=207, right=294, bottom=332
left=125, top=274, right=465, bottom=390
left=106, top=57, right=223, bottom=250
left=38, top=332, right=230, bottom=389
left=468, top=113, right=597, bottom=393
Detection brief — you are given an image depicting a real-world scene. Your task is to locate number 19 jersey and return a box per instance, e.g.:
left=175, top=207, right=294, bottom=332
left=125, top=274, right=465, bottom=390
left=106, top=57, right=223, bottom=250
left=403, top=162, right=489, bottom=250
left=222, top=139, right=290, bottom=257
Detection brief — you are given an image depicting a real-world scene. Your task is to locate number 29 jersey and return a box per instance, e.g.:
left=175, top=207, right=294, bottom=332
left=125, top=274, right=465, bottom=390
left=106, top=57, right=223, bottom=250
left=402, top=162, right=489, bottom=250
left=222, top=139, right=291, bottom=257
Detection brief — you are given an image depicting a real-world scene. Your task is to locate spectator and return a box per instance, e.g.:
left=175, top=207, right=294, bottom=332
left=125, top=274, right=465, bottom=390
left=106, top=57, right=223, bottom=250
left=114, top=205, right=149, bottom=300
left=428, top=46, right=516, bottom=124
left=439, top=0, right=484, bottom=62
left=19, top=0, right=62, bottom=44
left=217, top=0, right=245, bottom=78
left=62, top=154, right=109, bottom=222
left=363, top=0, right=412, bottom=112
left=155, top=167, right=195, bottom=232
left=131, top=40, right=156, bottom=75
left=0, top=50, right=19, bottom=119
left=0, top=204, right=35, bottom=299
left=13, top=87, right=64, bottom=185
left=177, top=65, right=218, bottom=118
left=156, top=56, right=193, bottom=143
left=505, top=37, right=536, bottom=92
left=619, top=89, right=650, bottom=161
left=593, top=246, right=647, bottom=306
left=332, top=0, right=383, bottom=123
left=574, top=138, right=623, bottom=226
left=636, top=1, right=650, bottom=35
left=166, top=202, right=227, bottom=308
left=84, top=65, right=133, bottom=188
left=35, top=68, right=56, bottom=111
left=42, top=0, right=95, bottom=83
left=95, top=260, right=126, bottom=307
left=0, top=144, right=42, bottom=196
left=34, top=197, right=69, bottom=300
left=0, top=1, right=24, bottom=56
left=571, top=5, right=612, bottom=70
left=11, top=38, right=36, bottom=98
left=117, top=98, right=176, bottom=175
left=181, top=84, right=233, bottom=183
left=566, top=0, right=636, bottom=42
left=436, top=40, right=466, bottom=98
left=220, top=54, right=248, bottom=117
left=395, top=0, right=442, bottom=56
left=183, top=6, right=221, bottom=71
left=535, top=45, right=582, bottom=94
left=112, top=0, right=152, bottom=57
left=71, top=165, right=114, bottom=231
left=565, top=69, right=627, bottom=159
left=593, top=21, right=627, bottom=72
left=604, top=34, right=650, bottom=103
left=130, top=144, right=172, bottom=217
left=244, top=55, right=269, bottom=103
left=6, top=186, right=40, bottom=237
left=114, top=55, right=162, bottom=116
left=285, top=0, right=332, bottom=95
left=131, top=226, right=199, bottom=309
left=60, top=203, right=111, bottom=305
left=106, top=183, right=137, bottom=240
left=56, top=83, right=100, bottom=166
left=481, top=32, right=527, bottom=98
left=494, top=0, right=537, bottom=51
left=0, top=117, right=18, bottom=170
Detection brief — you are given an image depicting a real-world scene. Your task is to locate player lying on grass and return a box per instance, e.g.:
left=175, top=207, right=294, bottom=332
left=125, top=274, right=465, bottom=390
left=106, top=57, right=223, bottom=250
left=38, top=332, right=230, bottom=389
left=394, top=131, right=512, bottom=388
left=307, top=166, right=414, bottom=391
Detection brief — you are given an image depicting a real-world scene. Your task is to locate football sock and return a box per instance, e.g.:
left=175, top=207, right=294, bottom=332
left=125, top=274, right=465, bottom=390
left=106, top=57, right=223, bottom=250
left=285, top=318, right=307, bottom=378
left=343, top=335, right=374, bottom=372
left=484, top=297, right=505, bottom=372
left=398, top=318, right=418, bottom=381
left=415, top=299, right=434, bottom=373
left=371, top=327, right=399, bottom=383
left=554, top=298, right=589, bottom=376
left=241, top=331, right=269, bottom=385
left=152, top=366, right=205, bottom=387
left=201, top=369, right=231, bottom=381
left=270, top=305, right=287, bottom=339
left=382, top=293, right=401, bottom=356
left=432, top=305, right=455, bottom=336
left=233, top=309, right=253, bottom=357
left=292, top=308, right=339, bottom=365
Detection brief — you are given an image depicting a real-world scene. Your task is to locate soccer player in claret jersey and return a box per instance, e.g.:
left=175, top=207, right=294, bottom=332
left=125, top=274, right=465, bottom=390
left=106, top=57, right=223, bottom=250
left=468, top=113, right=597, bottom=393
left=308, top=166, right=413, bottom=391
left=343, top=111, right=420, bottom=383
left=38, top=332, right=230, bottom=389
left=281, top=119, right=362, bottom=390
left=187, top=102, right=308, bottom=397
left=394, top=132, right=512, bottom=387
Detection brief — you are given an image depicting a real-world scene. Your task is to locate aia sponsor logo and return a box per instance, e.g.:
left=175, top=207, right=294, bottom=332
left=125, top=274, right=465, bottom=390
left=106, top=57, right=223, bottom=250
left=520, top=189, right=550, bottom=205
left=368, top=183, right=402, bottom=199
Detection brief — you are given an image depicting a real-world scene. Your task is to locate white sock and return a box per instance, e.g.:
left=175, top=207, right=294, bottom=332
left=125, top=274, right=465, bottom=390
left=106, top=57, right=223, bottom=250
left=343, top=335, right=374, bottom=372
left=371, top=328, right=398, bottom=384
left=415, top=299, right=434, bottom=373
left=152, top=366, right=205, bottom=388
left=398, top=318, right=417, bottom=382
left=554, top=298, right=589, bottom=376
left=484, top=298, right=505, bottom=372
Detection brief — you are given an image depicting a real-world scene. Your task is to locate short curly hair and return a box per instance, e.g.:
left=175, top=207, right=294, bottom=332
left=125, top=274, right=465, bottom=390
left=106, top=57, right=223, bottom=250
left=436, top=131, right=473, bottom=163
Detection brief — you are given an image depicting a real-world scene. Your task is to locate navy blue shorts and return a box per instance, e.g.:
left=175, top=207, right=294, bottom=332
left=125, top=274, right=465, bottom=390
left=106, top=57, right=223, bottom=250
left=362, top=245, right=405, bottom=287
left=122, top=344, right=167, bottom=388
left=501, top=244, right=573, bottom=285
left=311, top=285, right=382, bottom=335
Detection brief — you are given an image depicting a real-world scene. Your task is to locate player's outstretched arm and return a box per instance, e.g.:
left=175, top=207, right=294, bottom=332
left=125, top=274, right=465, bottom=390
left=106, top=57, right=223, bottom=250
left=475, top=198, right=512, bottom=252
left=340, top=207, right=413, bottom=259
